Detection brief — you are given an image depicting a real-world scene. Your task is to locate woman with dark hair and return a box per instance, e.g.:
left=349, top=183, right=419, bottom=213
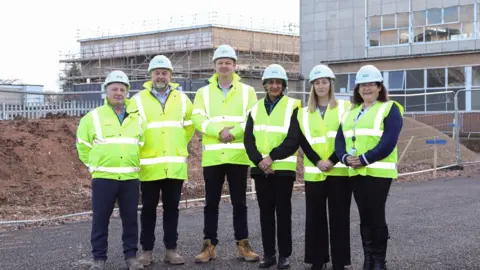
left=335, top=65, right=404, bottom=270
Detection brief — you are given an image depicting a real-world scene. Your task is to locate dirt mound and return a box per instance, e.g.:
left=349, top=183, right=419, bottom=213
left=0, top=116, right=479, bottom=222
left=397, top=117, right=478, bottom=173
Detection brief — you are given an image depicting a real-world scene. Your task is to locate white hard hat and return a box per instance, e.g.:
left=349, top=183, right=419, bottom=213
left=355, top=65, right=383, bottom=85
left=309, top=64, right=335, bottom=83
left=262, top=64, right=288, bottom=86
left=148, top=55, right=173, bottom=74
left=104, top=70, right=130, bottom=91
left=212, top=44, right=237, bottom=61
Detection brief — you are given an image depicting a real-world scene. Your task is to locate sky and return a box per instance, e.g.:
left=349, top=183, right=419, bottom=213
left=0, top=0, right=299, bottom=91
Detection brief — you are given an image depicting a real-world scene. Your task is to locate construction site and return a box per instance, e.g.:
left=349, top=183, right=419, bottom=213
left=57, top=14, right=303, bottom=103
left=1, top=11, right=480, bottom=230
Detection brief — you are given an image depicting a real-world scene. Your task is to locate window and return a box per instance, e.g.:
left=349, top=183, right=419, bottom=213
left=427, top=68, right=445, bottom=88
left=389, top=71, right=405, bottom=89
left=405, top=90, right=425, bottom=112
left=335, top=74, right=348, bottom=93
left=368, top=4, right=478, bottom=47
left=378, top=67, right=469, bottom=112
left=426, top=89, right=448, bottom=111
left=369, top=12, right=410, bottom=46
left=406, top=70, right=424, bottom=89
left=389, top=90, right=406, bottom=108
left=448, top=67, right=465, bottom=87
left=427, top=8, right=442, bottom=25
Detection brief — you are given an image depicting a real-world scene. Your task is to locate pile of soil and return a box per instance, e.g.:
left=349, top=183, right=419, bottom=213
left=0, top=115, right=479, bottom=222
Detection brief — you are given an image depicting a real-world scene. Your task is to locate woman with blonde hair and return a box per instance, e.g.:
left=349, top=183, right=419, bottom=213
left=268, top=64, right=352, bottom=270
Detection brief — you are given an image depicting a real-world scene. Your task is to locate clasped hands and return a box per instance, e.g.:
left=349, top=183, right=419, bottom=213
left=346, top=155, right=363, bottom=169
left=258, top=156, right=274, bottom=174
left=219, top=126, right=234, bottom=143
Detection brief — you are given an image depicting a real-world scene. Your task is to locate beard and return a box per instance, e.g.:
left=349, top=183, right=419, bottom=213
left=153, top=81, right=167, bottom=90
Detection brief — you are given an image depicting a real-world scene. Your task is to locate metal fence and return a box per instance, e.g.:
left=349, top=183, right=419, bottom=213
left=0, top=88, right=479, bottom=170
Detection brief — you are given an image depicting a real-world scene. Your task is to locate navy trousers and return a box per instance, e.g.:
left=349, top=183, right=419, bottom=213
left=91, top=178, right=140, bottom=261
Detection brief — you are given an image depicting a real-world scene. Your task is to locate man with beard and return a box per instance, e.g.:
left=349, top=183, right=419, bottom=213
left=191, top=44, right=260, bottom=264
left=133, top=55, right=195, bottom=266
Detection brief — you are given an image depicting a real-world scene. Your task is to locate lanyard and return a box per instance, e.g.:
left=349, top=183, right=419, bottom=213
left=352, top=102, right=377, bottom=144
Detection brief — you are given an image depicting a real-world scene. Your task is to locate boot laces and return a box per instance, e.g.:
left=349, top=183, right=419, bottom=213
left=242, top=241, right=253, bottom=252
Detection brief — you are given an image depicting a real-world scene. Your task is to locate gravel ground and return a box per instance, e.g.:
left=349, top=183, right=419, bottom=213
left=0, top=177, right=479, bottom=270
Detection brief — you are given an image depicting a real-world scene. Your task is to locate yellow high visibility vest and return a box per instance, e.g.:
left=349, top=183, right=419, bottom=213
left=250, top=95, right=301, bottom=171
left=76, top=98, right=146, bottom=180
left=342, top=100, right=404, bottom=179
left=191, top=73, right=257, bottom=167
left=132, top=81, right=194, bottom=181
left=298, top=99, right=350, bottom=181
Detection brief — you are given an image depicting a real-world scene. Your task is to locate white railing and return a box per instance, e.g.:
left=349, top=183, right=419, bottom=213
left=0, top=100, right=102, bottom=120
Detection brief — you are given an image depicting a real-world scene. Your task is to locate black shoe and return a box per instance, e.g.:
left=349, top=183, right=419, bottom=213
left=311, top=263, right=327, bottom=270
left=332, top=265, right=345, bottom=270
left=259, top=256, right=276, bottom=268
left=277, top=257, right=290, bottom=269
left=360, top=226, right=374, bottom=269
left=371, top=226, right=389, bottom=270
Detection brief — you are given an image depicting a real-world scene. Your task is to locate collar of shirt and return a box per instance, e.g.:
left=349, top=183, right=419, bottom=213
left=217, top=81, right=233, bottom=89
left=150, top=84, right=171, bottom=100
left=109, top=104, right=127, bottom=122
left=264, top=95, right=283, bottom=114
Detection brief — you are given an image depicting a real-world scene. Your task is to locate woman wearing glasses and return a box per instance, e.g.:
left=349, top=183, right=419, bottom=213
left=335, top=65, right=404, bottom=270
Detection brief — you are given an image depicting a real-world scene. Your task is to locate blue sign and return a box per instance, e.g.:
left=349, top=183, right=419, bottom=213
left=426, top=139, right=447, bottom=145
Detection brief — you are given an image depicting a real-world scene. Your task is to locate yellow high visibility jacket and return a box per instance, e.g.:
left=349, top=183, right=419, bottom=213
left=76, top=98, right=146, bottom=180
left=131, top=81, right=194, bottom=181
left=191, top=73, right=257, bottom=167
left=297, top=99, right=350, bottom=181
left=342, top=100, right=405, bottom=179
left=249, top=95, right=301, bottom=171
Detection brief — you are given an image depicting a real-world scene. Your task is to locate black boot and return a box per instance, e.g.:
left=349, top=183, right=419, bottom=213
left=277, top=257, right=290, bottom=269
left=259, top=255, right=276, bottom=268
left=371, top=226, right=389, bottom=270
left=360, top=225, right=374, bottom=270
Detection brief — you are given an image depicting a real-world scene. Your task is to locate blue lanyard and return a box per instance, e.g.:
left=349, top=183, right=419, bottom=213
left=352, top=102, right=376, bottom=143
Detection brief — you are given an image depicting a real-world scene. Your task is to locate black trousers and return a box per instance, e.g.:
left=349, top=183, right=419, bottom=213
left=140, top=179, right=183, bottom=250
left=203, top=164, right=249, bottom=245
left=304, top=176, right=352, bottom=267
left=350, top=176, right=392, bottom=260
left=254, top=174, right=294, bottom=258
left=350, top=176, right=392, bottom=229
left=91, top=178, right=140, bottom=261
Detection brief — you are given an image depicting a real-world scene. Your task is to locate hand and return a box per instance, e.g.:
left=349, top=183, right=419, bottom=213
left=317, top=160, right=333, bottom=172
left=219, top=126, right=234, bottom=143
left=258, top=157, right=274, bottom=174
left=347, top=156, right=362, bottom=169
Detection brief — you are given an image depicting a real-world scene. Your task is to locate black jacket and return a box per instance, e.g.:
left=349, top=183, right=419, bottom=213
left=244, top=108, right=339, bottom=177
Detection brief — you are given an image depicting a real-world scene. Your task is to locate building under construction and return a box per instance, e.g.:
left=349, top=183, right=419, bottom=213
left=60, top=18, right=301, bottom=97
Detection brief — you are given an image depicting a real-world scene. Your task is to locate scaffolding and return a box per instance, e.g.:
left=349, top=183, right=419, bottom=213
left=59, top=12, right=302, bottom=92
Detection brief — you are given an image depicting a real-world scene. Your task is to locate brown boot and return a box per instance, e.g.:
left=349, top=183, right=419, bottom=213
left=237, top=239, right=260, bottom=262
left=165, top=249, right=185, bottom=265
left=194, top=239, right=216, bottom=263
left=137, top=250, right=153, bottom=266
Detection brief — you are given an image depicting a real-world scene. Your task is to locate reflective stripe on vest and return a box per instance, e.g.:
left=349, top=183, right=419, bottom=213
left=302, top=100, right=346, bottom=146
left=342, top=101, right=398, bottom=176
left=342, top=101, right=389, bottom=138
left=251, top=97, right=296, bottom=134
left=140, top=156, right=187, bottom=165
left=88, top=166, right=140, bottom=173
left=196, top=83, right=250, bottom=149
left=262, top=154, right=297, bottom=163
left=305, top=162, right=348, bottom=173
left=91, top=109, right=142, bottom=146
left=134, top=90, right=191, bottom=130
left=89, top=108, right=142, bottom=173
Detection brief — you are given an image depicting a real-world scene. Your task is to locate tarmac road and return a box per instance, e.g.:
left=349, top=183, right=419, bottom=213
left=1, top=177, right=479, bottom=270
